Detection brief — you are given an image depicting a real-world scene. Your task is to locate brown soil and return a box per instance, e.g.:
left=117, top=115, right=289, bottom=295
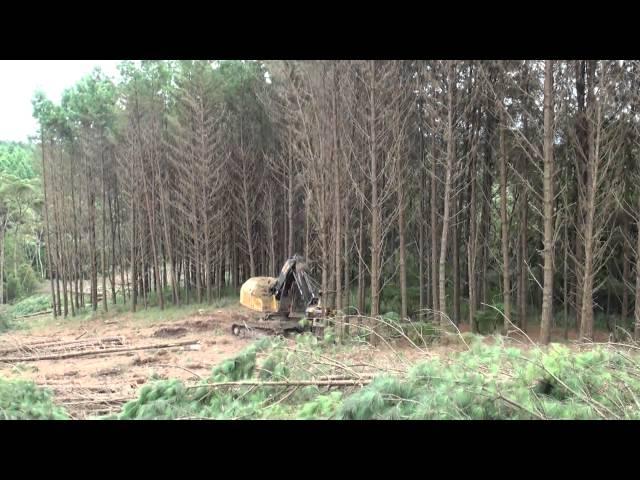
left=152, top=326, right=189, bottom=338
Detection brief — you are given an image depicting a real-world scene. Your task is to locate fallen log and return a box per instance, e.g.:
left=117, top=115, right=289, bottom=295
left=188, top=378, right=372, bottom=389
left=49, top=385, right=123, bottom=393
left=15, top=336, right=122, bottom=348
left=0, top=340, right=199, bottom=363
left=59, top=397, right=131, bottom=406
left=0, top=337, right=124, bottom=356
left=14, top=310, right=53, bottom=319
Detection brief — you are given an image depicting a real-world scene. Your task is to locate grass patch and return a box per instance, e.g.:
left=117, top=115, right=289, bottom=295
left=6, top=290, right=240, bottom=332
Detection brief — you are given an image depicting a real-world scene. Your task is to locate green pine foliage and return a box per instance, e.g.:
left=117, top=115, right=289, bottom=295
left=297, top=391, right=343, bottom=419
left=337, top=342, right=640, bottom=420
left=0, top=378, right=69, bottom=420
left=110, top=332, right=640, bottom=420
left=117, top=337, right=283, bottom=420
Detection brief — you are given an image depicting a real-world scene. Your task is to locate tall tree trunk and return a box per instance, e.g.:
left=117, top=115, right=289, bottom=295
left=579, top=61, right=599, bottom=343
left=357, top=204, right=365, bottom=314
left=242, top=180, right=256, bottom=279
left=116, top=194, right=127, bottom=303
left=369, top=61, right=381, bottom=321
left=333, top=72, right=342, bottom=313
left=398, top=187, right=408, bottom=320
left=108, top=193, right=117, bottom=305
left=539, top=60, right=555, bottom=345
left=41, top=135, right=57, bottom=318
left=288, top=153, right=294, bottom=257
left=70, top=153, right=80, bottom=310
left=101, top=147, right=108, bottom=313
left=439, top=61, right=456, bottom=329
left=574, top=60, right=587, bottom=335
left=519, top=189, right=528, bottom=332
left=89, top=190, right=97, bottom=311
left=425, top=220, right=431, bottom=315
left=579, top=157, right=596, bottom=342
left=563, top=213, right=570, bottom=340
left=452, top=192, right=460, bottom=325
left=634, top=194, right=640, bottom=340
left=55, top=262, right=61, bottom=316
left=499, top=104, right=511, bottom=333
left=343, top=202, right=351, bottom=321
left=160, top=187, right=177, bottom=305
left=467, top=145, right=478, bottom=332
left=192, top=186, right=202, bottom=304
left=430, top=142, right=440, bottom=318
left=322, top=196, right=330, bottom=310
left=479, top=102, right=494, bottom=310
left=130, top=201, right=138, bottom=313
left=141, top=168, right=164, bottom=310
left=204, top=216, right=212, bottom=304
left=304, top=190, right=311, bottom=261
left=418, top=213, right=425, bottom=314
left=622, top=216, right=631, bottom=322
left=418, top=166, right=425, bottom=314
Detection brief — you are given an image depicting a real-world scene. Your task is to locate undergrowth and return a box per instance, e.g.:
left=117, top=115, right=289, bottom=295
left=9, top=294, right=52, bottom=318
left=0, top=294, right=52, bottom=331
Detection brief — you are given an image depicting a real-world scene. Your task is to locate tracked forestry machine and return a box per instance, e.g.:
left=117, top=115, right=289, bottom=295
left=233, top=255, right=332, bottom=338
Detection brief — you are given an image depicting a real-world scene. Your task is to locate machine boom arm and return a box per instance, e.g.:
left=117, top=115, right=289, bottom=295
left=270, top=255, right=319, bottom=308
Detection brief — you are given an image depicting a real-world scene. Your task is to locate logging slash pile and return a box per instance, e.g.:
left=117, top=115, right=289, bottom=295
left=113, top=335, right=363, bottom=420
left=339, top=342, right=640, bottom=420
left=0, top=336, right=198, bottom=363
left=109, top=334, right=640, bottom=420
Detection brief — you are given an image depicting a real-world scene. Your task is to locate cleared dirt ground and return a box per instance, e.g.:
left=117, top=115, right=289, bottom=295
left=0, top=300, right=615, bottom=419
left=0, top=305, right=437, bottom=418
left=0, top=307, right=259, bottom=418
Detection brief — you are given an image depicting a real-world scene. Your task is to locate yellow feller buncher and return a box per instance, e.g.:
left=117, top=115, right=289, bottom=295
left=233, top=255, right=333, bottom=337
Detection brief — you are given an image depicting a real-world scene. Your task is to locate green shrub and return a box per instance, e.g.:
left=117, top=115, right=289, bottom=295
left=404, top=322, right=439, bottom=346
left=17, top=265, right=38, bottom=297
left=10, top=294, right=51, bottom=317
left=0, top=313, right=10, bottom=332
left=3, top=265, right=39, bottom=302
left=4, top=276, right=18, bottom=302
left=474, top=302, right=504, bottom=334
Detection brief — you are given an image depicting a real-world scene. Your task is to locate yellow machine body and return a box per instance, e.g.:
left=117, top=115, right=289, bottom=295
left=240, top=277, right=279, bottom=313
